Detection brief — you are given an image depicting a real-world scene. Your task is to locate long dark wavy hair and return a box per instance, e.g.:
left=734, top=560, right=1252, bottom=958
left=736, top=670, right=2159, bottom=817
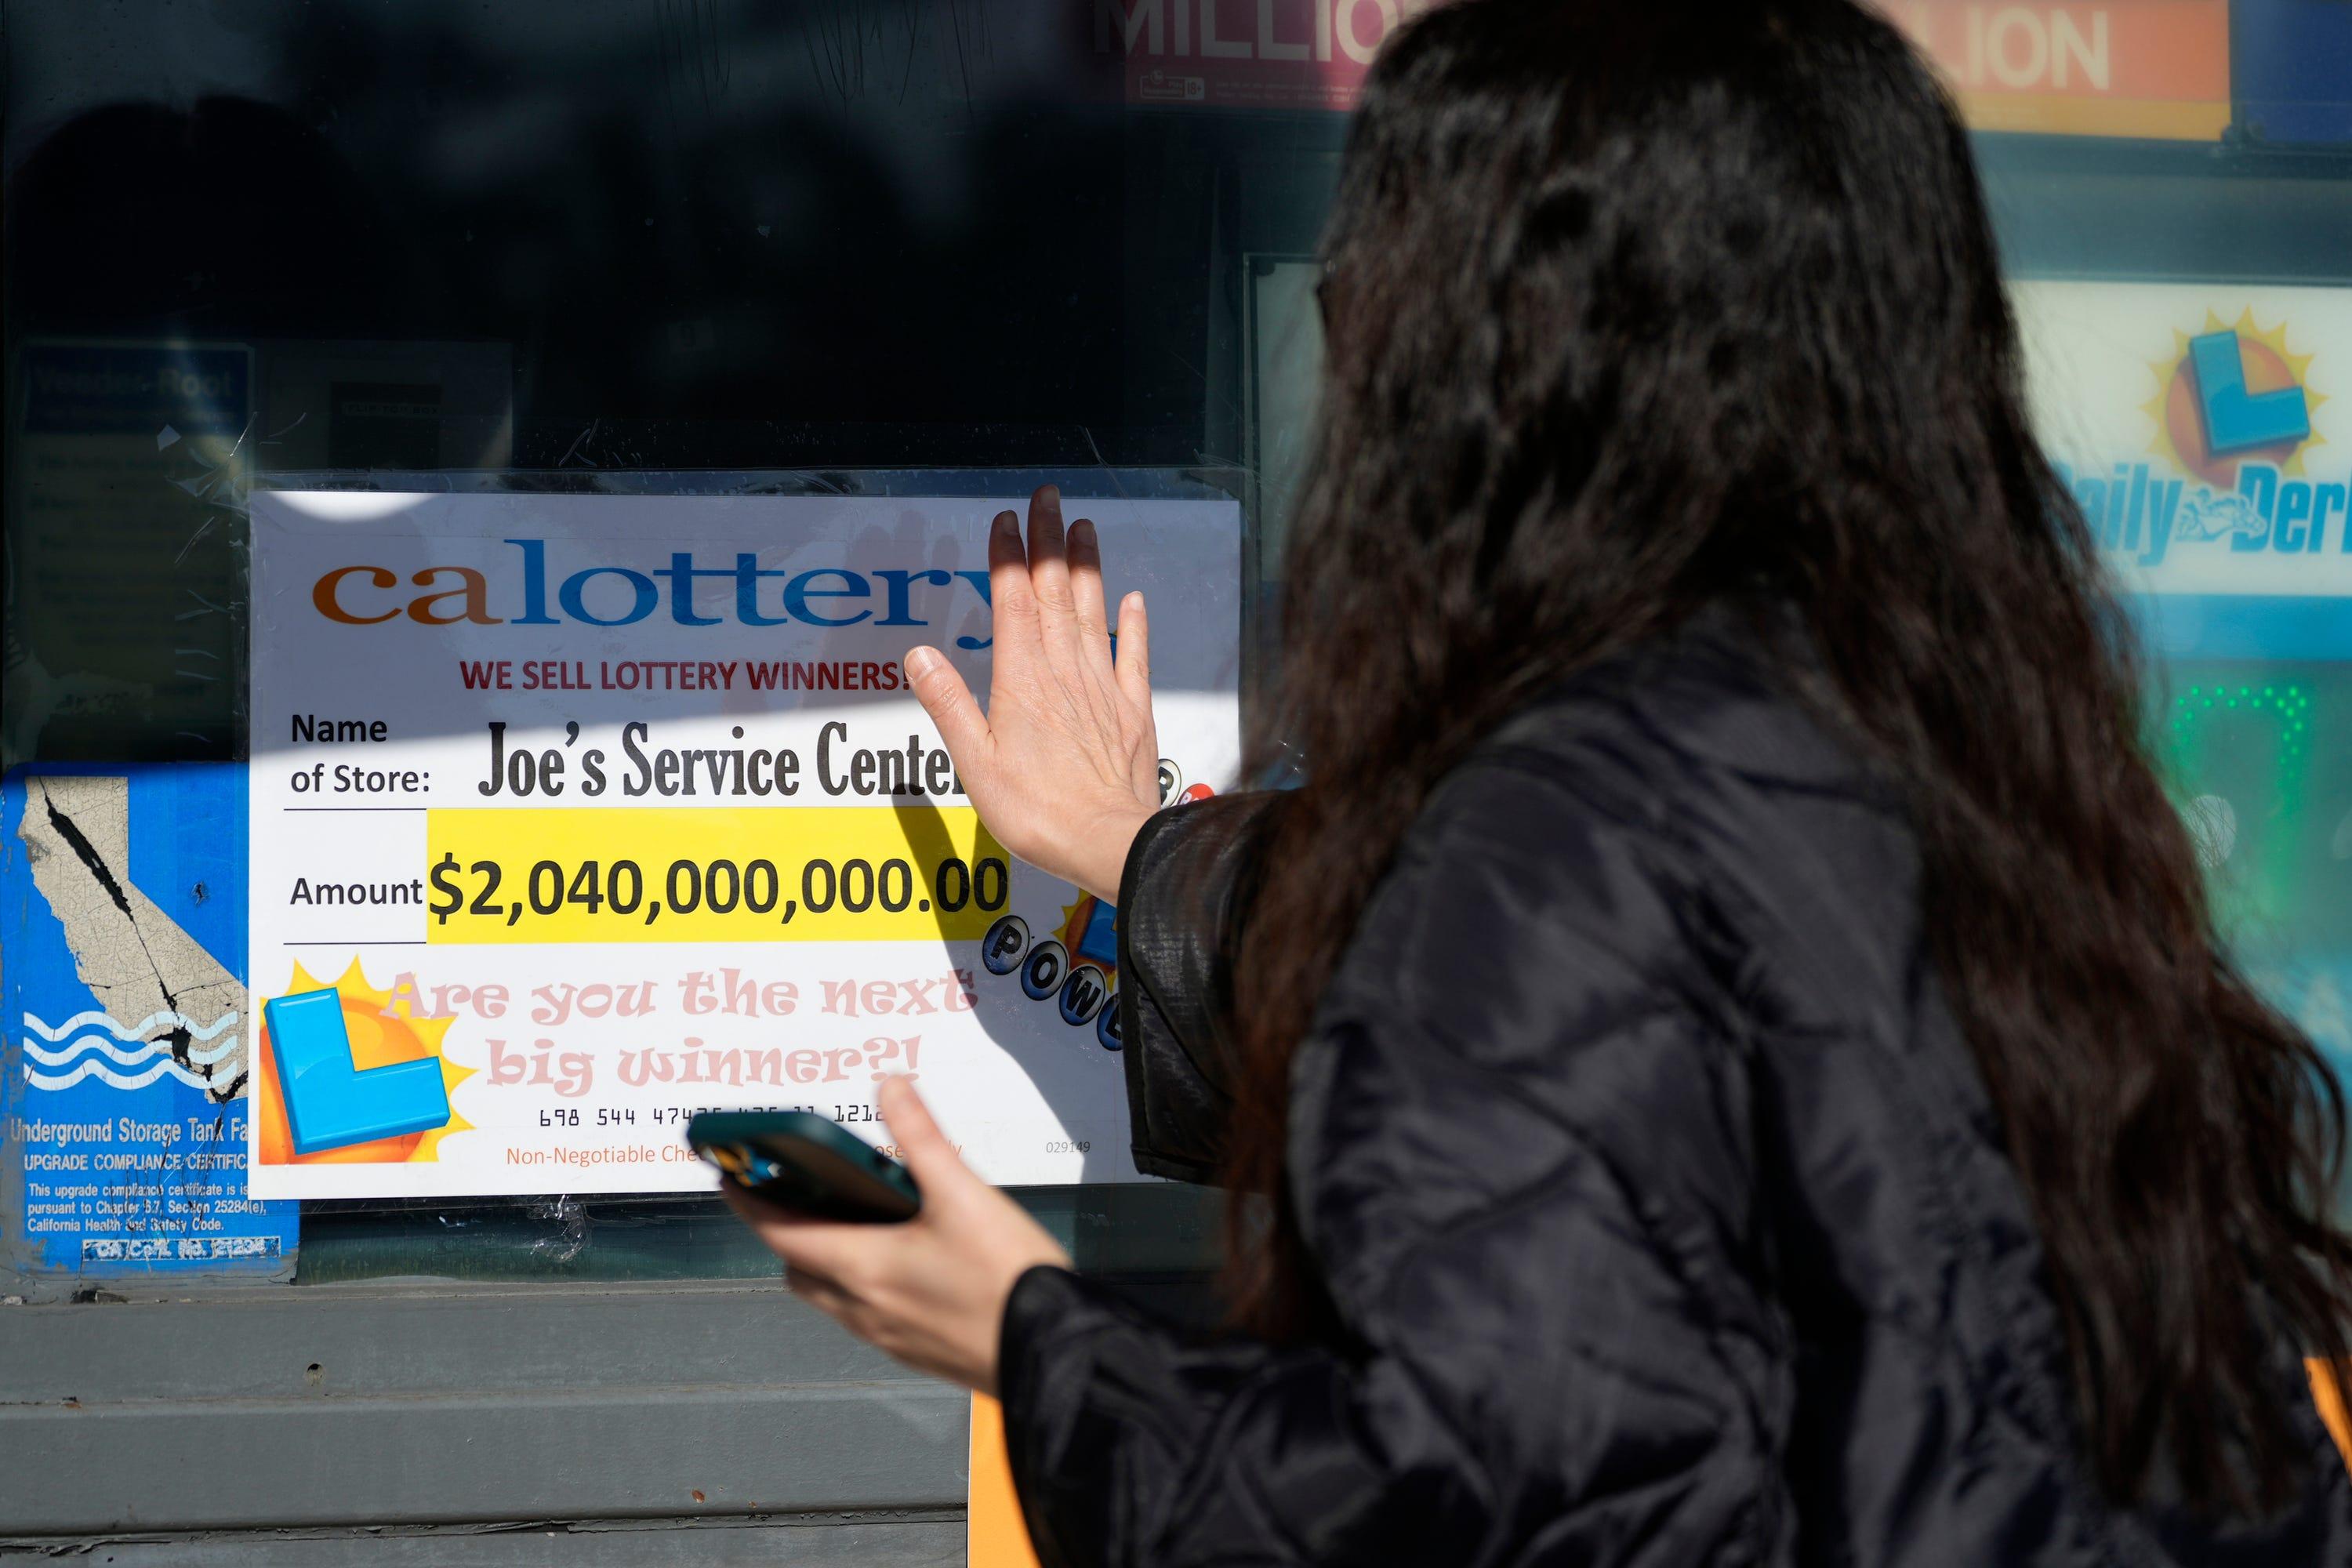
left=1224, top=0, right=2352, bottom=1515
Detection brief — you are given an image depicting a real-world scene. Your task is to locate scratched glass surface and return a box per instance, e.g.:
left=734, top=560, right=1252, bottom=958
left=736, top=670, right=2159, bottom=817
left=5, top=1, right=2350, bottom=1279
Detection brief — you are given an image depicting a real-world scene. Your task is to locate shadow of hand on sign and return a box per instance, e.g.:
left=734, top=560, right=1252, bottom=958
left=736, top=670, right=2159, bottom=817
left=888, top=787, right=972, bottom=947
left=888, top=790, right=1121, bottom=1182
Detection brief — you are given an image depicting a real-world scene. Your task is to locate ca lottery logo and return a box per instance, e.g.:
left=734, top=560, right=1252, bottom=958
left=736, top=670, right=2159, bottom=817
left=976, top=758, right=1214, bottom=1051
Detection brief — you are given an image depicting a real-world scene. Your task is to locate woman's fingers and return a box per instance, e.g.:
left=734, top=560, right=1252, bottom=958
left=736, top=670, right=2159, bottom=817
left=1114, top=591, right=1151, bottom=710
left=1066, top=517, right=1111, bottom=656
left=878, top=1074, right=963, bottom=1190
left=986, top=508, right=1036, bottom=662
left=905, top=645, right=990, bottom=780
left=787, top=1267, right=894, bottom=1347
left=785, top=1263, right=856, bottom=1316
left=720, top=1182, right=869, bottom=1280
left=1024, top=485, right=1080, bottom=651
left=719, top=1178, right=804, bottom=1243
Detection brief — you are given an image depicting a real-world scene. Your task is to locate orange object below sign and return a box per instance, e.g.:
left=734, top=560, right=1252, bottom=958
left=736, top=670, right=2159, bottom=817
left=971, top=1394, right=1044, bottom=1568
left=1878, top=1, right=2231, bottom=140
left=2315, top=1361, right=2352, bottom=1478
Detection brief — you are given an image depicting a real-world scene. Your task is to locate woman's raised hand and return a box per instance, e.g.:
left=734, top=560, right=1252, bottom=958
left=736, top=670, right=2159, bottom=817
left=906, top=485, right=1160, bottom=904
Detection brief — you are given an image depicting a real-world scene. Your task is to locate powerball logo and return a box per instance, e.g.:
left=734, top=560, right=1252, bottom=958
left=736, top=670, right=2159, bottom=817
left=2060, top=310, right=2341, bottom=572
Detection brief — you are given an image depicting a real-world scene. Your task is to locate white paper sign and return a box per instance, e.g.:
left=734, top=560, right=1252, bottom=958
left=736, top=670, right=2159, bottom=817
left=2013, top=279, right=2352, bottom=598
left=246, top=489, right=1241, bottom=1198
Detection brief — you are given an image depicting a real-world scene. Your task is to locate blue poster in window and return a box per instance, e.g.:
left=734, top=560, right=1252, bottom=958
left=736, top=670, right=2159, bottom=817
left=3, top=765, right=296, bottom=1281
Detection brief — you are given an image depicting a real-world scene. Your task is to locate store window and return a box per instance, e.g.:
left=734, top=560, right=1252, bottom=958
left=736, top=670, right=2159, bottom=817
left=5, top=0, right=2350, bottom=1552
left=5, top=1, right=1317, bottom=1290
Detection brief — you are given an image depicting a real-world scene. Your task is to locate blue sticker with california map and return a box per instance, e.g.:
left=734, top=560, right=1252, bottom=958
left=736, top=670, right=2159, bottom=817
left=3, top=764, right=296, bottom=1278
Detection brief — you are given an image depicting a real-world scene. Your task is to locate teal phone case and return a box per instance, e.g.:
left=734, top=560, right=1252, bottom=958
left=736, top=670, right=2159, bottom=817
left=688, top=1109, right=921, bottom=1222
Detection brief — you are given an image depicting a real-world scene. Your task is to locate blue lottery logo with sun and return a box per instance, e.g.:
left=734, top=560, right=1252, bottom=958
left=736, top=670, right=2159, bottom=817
left=2061, top=312, right=2340, bottom=567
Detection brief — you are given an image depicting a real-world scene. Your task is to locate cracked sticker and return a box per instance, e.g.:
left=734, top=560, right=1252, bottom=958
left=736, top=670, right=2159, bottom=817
left=20, top=775, right=246, bottom=1098
left=4, top=766, right=296, bottom=1285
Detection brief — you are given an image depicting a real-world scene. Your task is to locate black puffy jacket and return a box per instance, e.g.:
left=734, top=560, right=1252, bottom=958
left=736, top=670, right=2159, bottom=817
left=996, top=612, right=2352, bottom=1566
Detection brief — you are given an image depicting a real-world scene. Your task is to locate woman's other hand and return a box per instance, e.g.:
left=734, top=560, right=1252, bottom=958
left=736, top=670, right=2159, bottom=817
left=906, top=485, right=1160, bottom=903
left=721, top=1076, right=1071, bottom=1396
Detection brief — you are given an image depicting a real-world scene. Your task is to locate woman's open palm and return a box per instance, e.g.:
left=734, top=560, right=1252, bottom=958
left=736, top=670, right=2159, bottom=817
left=905, top=485, right=1160, bottom=902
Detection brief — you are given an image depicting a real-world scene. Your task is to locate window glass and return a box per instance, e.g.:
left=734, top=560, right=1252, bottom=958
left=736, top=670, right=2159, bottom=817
left=7, top=2, right=2351, bottom=1288
left=7, top=0, right=1290, bottom=1282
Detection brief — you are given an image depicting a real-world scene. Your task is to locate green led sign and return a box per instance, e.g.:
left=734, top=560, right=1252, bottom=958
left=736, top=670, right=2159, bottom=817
left=2161, top=679, right=2316, bottom=936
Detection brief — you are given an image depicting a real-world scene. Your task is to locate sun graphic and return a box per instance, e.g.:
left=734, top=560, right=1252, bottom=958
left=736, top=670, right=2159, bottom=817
left=2144, top=308, right=2328, bottom=488
left=1054, top=893, right=1118, bottom=981
left=255, top=958, right=476, bottom=1165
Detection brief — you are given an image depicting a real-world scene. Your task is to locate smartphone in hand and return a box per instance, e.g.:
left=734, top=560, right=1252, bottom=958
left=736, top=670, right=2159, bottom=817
left=688, top=1109, right=921, bottom=1223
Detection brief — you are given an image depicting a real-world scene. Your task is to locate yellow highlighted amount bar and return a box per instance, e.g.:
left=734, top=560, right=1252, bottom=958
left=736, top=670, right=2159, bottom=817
left=425, top=806, right=1006, bottom=945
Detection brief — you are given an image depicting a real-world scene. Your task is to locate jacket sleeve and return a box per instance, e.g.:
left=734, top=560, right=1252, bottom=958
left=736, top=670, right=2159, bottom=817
left=1116, top=791, right=1290, bottom=1183
left=1000, top=758, right=1794, bottom=1568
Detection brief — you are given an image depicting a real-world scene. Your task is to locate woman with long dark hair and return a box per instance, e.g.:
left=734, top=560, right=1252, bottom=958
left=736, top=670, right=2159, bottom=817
left=724, top=0, right=2352, bottom=1559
